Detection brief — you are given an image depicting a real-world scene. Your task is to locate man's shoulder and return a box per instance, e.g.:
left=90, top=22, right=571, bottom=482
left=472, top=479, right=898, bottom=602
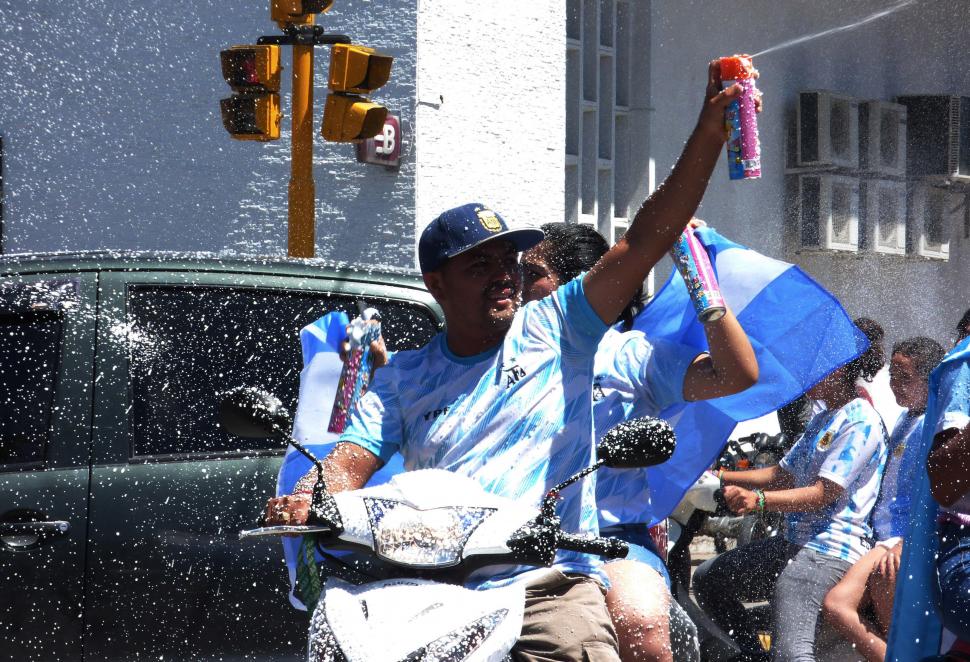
left=385, top=334, right=443, bottom=370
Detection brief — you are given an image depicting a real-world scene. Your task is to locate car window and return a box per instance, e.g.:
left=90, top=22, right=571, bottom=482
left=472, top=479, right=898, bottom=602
left=126, top=285, right=437, bottom=458
left=0, top=280, right=76, bottom=467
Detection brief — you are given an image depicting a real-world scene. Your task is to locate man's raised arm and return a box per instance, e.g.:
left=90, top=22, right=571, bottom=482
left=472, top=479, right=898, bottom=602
left=584, top=59, right=752, bottom=325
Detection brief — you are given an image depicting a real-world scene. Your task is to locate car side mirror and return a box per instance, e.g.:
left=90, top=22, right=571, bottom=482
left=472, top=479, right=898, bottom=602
left=596, top=417, right=676, bottom=469
left=219, top=387, right=293, bottom=439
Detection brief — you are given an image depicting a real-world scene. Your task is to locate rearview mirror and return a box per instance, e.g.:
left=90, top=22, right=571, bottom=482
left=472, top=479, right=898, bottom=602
left=219, top=387, right=293, bottom=439
left=597, top=417, right=676, bottom=469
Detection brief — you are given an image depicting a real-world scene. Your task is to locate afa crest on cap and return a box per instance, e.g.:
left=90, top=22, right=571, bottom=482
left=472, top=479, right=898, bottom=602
left=477, top=209, right=503, bottom=233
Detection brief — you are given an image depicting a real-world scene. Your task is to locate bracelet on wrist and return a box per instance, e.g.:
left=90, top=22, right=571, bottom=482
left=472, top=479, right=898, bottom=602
left=754, top=489, right=766, bottom=512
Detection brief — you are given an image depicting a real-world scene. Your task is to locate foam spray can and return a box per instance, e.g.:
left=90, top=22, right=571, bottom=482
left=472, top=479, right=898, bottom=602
left=720, top=55, right=761, bottom=180
left=327, top=307, right=382, bottom=434
left=670, top=227, right=726, bottom=323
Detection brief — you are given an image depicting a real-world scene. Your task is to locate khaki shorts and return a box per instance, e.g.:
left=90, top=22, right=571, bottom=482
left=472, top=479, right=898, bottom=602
left=513, top=570, right=621, bottom=662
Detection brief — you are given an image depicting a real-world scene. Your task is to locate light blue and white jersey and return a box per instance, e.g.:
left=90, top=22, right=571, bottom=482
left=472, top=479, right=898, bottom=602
left=341, top=276, right=609, bottom=588
left=780, top=398, right=888, bottom=563
left=932, top=351, right=970, bottom=523
left=592, top=329, right=699, bottom=527
left=872, top=411, right=923, bottom=541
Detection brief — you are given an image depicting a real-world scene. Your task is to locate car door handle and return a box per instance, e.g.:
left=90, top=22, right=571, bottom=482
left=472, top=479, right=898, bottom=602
left=0, top=521, right=70, bottom=549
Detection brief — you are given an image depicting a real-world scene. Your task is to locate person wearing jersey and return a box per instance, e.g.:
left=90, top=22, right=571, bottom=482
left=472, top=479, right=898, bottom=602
left=821, top=336, right=944, bottom=662
left=265, top=60, right=755, bottom=661
left=692, top=323, right=887, bottom=662
left=522, top=222, right=758, bottom=662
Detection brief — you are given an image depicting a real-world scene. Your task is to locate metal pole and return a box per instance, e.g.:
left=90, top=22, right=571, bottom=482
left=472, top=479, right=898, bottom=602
left=288, top=43, right=315, bottom=258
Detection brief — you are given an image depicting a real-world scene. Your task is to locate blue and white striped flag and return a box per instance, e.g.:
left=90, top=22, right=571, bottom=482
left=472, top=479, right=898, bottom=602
left=277, top=311, right=403, bottom=609
left=636, top=227, right=868, bottom=524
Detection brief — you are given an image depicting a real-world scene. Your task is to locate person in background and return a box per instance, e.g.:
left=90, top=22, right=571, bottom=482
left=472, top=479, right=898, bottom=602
left=926, top=328, right=970, bottom=648
left=822, top=337, right=945, bottom=662
left=692, top=322, right=886, bottom=662
left=522, top=221, right=758, bottom=662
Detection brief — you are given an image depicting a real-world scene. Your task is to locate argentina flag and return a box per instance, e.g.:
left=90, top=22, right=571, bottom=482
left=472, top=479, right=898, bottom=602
left=636, top=226, right=868, bottom=524
left=277, top=311, right=403, bottom=609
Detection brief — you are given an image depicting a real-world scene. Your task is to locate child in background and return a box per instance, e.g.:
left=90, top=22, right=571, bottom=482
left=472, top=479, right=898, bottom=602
left=693, top=321, right=886, bottom=662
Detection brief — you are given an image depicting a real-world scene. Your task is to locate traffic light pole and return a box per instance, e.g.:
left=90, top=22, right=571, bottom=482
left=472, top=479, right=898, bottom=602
left=259, top=25, right=350, bottom=258
left=289, top=43, right=315, bottom=258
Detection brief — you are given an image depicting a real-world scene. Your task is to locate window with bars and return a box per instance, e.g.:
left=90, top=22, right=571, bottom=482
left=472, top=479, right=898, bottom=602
left=565, top=0, right=650, bottom=245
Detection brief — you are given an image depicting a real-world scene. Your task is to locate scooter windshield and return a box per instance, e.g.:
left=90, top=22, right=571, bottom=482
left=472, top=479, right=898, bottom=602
left=364, top=498, right=495, bottom=568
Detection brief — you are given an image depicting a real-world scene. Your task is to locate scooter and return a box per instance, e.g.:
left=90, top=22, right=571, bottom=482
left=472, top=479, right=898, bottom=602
left=221, top=387, right=677, bottom=661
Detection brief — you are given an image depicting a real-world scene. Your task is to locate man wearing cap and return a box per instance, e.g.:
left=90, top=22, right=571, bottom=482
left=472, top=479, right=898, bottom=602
left=269, top=59, right=750, bottom=660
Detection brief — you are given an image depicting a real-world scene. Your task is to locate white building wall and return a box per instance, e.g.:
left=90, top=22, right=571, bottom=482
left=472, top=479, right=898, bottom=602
left=649, top=0, right=970, bottom=346
left=415, top=0, right=566, bottom=242
left=0, top=0, right=418, bottom=269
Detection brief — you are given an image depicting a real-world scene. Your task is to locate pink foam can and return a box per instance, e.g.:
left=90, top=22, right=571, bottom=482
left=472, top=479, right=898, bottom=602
left=670, top=227, right=726, bottom=323
left=327, top=309, right=381, bottom=434
left=720, top=55, right=761, bottom=180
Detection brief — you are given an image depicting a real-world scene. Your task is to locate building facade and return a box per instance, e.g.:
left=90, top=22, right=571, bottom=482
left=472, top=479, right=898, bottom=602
left=0, top=0, right=967, bottom=344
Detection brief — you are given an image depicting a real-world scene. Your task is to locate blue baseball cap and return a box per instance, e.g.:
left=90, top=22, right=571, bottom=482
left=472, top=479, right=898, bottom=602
left=418, top=203, right=545, bottom=273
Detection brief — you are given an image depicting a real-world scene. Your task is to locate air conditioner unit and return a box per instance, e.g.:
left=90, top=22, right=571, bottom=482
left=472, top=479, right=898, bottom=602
left=797, top=91, right=859, bottom=169
left=797, top=173, right=859, bottom=251
left=860, top=180, right=906, bottom=254
left=907, top=183, right=959, bottom=259
left=897, top=95, right=970, bottom=181
left=859, top=100, right=907, bottom=178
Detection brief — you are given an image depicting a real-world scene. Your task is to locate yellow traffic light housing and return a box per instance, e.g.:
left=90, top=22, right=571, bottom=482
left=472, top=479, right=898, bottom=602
left=219, top=45, right=282, bottom=141
left=220, top=95, right=282, bottom=141
left=221, top=44, right=282, bottom=92
left=321, top=94, right=388, bottom=142
left=271, top=0, right=333, bottom=24
left=322, top=43, right=393, bottom=142
left=328, top=44, right=392, bottom=94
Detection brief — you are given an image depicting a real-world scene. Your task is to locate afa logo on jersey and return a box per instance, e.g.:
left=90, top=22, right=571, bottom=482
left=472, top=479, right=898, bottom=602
left=817, top=431, right=834, bottom=450
left=502, top=362, right=526, bottom=388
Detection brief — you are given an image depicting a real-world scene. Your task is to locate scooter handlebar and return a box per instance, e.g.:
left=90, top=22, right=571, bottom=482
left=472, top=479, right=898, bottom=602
left=557, top=532, right=629, bottom=560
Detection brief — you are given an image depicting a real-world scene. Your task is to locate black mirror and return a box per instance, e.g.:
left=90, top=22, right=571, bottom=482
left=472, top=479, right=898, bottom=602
left=219, top=387, right=293, bottom=439
left=597, top=417, right=676, bottom=469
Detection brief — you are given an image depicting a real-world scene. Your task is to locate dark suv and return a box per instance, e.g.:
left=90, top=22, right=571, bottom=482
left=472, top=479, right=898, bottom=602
left=0, top=252, right=442, bottom=661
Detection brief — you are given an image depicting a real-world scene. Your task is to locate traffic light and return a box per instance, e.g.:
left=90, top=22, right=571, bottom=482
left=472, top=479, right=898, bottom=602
left=322, top=44, right=393, bottom=142
left=219, top=45, right=282, bottom=141
left=271, top=0, right=333, bottom=23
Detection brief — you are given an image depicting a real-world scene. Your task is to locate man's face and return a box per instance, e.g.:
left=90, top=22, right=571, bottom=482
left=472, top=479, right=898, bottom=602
left=424, top=239, right=522, bottom=332
left=889, top=352, right=928, bottom=411
left=521, top=244, right=560, bottom=304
